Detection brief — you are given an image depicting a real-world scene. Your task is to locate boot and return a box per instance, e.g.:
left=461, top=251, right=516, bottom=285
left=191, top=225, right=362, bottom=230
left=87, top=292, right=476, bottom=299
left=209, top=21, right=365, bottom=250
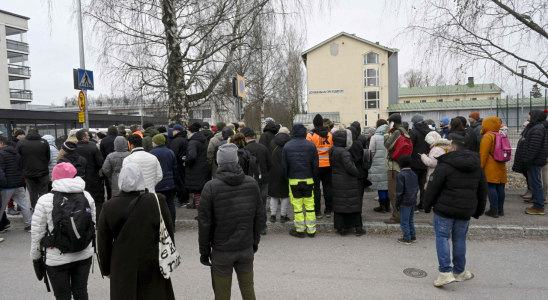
left=384, top=198, right=391, bottom=212
left=373, top=200, right=386, bottom=213
left=484, top=210, right=498, bottom=218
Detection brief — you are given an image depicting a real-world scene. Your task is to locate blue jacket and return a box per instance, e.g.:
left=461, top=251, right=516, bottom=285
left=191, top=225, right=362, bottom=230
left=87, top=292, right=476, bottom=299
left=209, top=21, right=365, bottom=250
left=150, top=145, right=177, bottom=192
left=395, top=167, right=418, bottom=208
left=282, top=123, right=319, bottom=180
left=439, top=126, right=449, bottom=139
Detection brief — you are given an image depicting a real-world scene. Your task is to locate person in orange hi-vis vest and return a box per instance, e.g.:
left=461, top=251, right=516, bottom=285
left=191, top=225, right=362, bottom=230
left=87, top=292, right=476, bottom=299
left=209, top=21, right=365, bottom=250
left=307, top=114, right=334, bottom=219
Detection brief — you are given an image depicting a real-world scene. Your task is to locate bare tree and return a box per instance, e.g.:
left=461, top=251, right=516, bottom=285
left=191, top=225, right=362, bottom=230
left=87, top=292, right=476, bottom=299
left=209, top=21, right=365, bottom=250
left=400, top=69, right=446, bottom=87
left=387, top=0, right=548, bottom=88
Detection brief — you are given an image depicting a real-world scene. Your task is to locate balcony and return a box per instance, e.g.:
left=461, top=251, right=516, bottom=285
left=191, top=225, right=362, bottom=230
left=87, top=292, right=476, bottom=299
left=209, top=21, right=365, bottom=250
left=10, top=89, right=33, bottom=101
left=6, top=40, right=29, bottom=53
left=8, top=64, right=31, bottom=77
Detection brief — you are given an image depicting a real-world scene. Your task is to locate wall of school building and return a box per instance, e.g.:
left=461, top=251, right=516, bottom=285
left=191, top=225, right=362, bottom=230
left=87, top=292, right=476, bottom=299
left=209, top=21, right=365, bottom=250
left=305, top=36, right=398, bottom=129
left=399, top=93, right=502, bottom=103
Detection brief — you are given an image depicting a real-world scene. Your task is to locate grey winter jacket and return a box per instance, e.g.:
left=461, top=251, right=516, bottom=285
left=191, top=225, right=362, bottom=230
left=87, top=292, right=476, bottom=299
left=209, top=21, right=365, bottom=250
left=369, top=125, right=388, bottom=190
left=207, top=131, right=223, bottom=178
left=43, top=135, right=59, bottom=180
left=102, top=136, right=131, bottom=197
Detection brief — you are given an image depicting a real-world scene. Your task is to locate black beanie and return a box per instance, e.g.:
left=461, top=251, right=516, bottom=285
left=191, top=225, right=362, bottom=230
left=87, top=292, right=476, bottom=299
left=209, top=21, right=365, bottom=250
left=62, top=141, right=77, bottom=153
left=233, top=122, right=240, bottom=130
left=157, top=126, right=167, bottom=133
left=387, top=113, right=402, bottom=124
left=14, top=129, right=25, bottom=138
left=397, top=155, right=412, bottom=169
left=143, top=122, right=154, bottom=130
left=244, top=129, right=256, bottom=137
left=188, top=122, right=201, bottom=133
left=313, top=114, right=323, bottom=127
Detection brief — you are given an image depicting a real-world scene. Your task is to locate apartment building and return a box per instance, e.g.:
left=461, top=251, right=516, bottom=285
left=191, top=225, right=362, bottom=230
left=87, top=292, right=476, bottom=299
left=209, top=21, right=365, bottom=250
left=0, top=10, right=31, bottom=109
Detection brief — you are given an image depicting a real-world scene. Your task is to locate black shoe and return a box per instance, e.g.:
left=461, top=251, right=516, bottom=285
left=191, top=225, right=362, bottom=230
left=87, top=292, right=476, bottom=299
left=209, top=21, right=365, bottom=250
left=24, top=226, right=31, bottom=233
left=324, top=210, right=332, bottom=218
left=498, top=209, right=504, bottom=216
left=484, top=210, right=499, bottom=218
left=397, top=238, right=411, bottom=245
left=194, top=216, right=198, bottom=220
left=411, top=236, right=417, bottom=243
left=280, top=216, right=290, bottom=223
left=261, top=229, right=267, bottom=235
left=417, top=204, right=425, bottom=212
left=384, top=199, right=391, bottom=212
left=308, top=232, right=316, bottom=238
left=373, top=200, right=386, bottom=213
left=186, top=204, right=196, bottom=209
left=338, top=228, right=348, bottom=236
left=270, top=216, right=276, bottom=223
left=289, top=228, right=305, bottom=238
left=355, top=227, right=366, bottom=236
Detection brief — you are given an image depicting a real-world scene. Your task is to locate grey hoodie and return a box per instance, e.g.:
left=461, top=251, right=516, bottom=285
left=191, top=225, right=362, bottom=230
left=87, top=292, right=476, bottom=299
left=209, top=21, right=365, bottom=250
left=102, top=136, right=131, bottom=197
left=43, top=135, right=59, bottom=179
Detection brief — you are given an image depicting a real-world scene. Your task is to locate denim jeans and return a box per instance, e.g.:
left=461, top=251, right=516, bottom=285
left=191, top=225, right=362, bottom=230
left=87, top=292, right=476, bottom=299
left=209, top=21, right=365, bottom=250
left=527, top=165, right=544, bottom=209
left=260, top=183, right=268, bottom=231
left=487, top=183, right=505, bottom=211
left=434, top=214, right=469, bottom=274
left=399, top=206, right=415, bottom=240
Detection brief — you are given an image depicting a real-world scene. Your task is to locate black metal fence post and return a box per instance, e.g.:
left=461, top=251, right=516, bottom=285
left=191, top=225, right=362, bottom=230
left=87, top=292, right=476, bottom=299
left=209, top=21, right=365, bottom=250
left=506, top=95, right=509, bottom=125
left=517, top=93, right=520, bottom=132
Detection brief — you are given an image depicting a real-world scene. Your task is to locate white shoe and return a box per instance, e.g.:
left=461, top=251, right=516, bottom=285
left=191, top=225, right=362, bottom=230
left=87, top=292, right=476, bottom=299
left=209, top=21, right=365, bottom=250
left=374, top=196, right=379, bottom=200
left=454, top=270, right=474, bottom=282
left=0, top=238, right=4, bottom=243
left=434, top=272, right=456, bottom=287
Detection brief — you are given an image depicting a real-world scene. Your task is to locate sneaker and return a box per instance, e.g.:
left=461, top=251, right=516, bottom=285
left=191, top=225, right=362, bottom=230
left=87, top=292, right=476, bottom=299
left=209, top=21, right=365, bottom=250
left=374, top=196, right=379, bottom=200
left=280, top=216, right=290, bottom=223
left=24, top=226, right=31, bottom=233
left=525, top=207, right=545, bottom=215
left=397, top=238, right=411, bottom=245
left=523, top=198, right=533, bottom=203
left=484, top=210, right=499, bottom=218
left=434, top=272, right=456, bottom=287
left=0, top=238, right=3, bottom=243
left=498, top=209, right=504, bottom=216
left=307, top=232, right=316, bottom=238
left=414, top=207, right=419, bottom=214
left=417, top=204, right=425, bottom=212
left=4, top=224, right=10, bottom=230
left=261, top=229, right=267, bottom=235
left=521, top=191, right=532, bottom=199
left=289, top=228, right=305, bottom=238
left=411, top=236, right=417, bottom=243
left=7, top=207, right=19, bottom=215
left=454, top=270, right=474, bottom=282
left=355, top=227, right=366, bottom=236
left=187, top=204, right=196, bottom=209
left=270, top=216, right=276, bottom=223
left=0, top=229, right=4, bottom=234
left=176, top=202, right=189, bottom=208
left=316, top=213, right=323, bottom=220
left=324, top=210, right=332, bottom=218
left=384, top=218, right=400, bottom=224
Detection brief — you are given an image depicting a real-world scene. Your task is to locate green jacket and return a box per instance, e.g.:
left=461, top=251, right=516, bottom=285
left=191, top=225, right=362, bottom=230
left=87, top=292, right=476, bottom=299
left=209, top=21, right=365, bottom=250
left=142, top=127, right=160, bottom=152
left=383, top=125, right=409, bottom=172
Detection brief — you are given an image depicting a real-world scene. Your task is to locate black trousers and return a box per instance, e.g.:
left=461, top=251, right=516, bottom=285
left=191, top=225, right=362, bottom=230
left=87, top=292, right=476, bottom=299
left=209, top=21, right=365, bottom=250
left=46, top=257, right=92, bottom=300
left=412, top=168, right=427, bottom=207
left=158, top=189, right=176, bottom=225
left=314, top=167, right=332, bottom=214
left=175, top=169, right=189, bottom=204
left=25, top=175, right=49, bottom=209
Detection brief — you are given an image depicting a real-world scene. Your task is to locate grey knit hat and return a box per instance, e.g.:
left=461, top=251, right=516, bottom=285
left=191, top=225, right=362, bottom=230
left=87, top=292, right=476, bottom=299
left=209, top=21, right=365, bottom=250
left=411, top=114, right=424, bottom=124
left=217, top=143, right=238, bottom=165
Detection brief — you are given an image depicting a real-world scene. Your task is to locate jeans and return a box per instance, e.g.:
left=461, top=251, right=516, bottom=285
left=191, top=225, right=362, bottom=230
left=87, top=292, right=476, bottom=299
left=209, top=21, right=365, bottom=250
left=158, top=189, right=176, bottom=225
left=46, top=257, right=92, bottom=300
left=487, top=183, right=505, bottom=211
left=542, top=163, right=548, bottom=200
left=399, top=206, right=416, bottom=240
left=25, top=175, right=50, bottom=209
left=314, top=167, right=332, bottom=214
left=0, top=188, right=32, bottom=227
left=270, top=197, right=290, bottom=217
left=434, top=214, right=469, bottom=274
left=259, top=183, right=268, bottom=231
left=527, top=165, right=544, bottom=209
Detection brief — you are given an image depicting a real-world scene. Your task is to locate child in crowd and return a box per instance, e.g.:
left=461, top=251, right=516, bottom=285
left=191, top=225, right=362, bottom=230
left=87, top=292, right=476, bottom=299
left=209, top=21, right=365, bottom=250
left=395, top=155, right=419, bottom=245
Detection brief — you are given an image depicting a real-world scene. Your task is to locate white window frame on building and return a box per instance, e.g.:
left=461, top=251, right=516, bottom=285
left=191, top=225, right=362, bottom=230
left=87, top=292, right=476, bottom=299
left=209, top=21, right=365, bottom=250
left=436, top=99, right=443, bottom=102
left=453, top=98, right=460, bottom=101
left=404, top=100, right=410, bottom=103
left=364, top=114, right=368, bottom=126
left=364, top=52, right=379, bottom=64
left=420, top=99, right=427, bottom=103
left=470, top=98, right=477, bottom=100
left=364, top=91, right=380, bottom=109
left=364, top=68, right=379, bottom=87
left=377, top=113, right=381, bottom=120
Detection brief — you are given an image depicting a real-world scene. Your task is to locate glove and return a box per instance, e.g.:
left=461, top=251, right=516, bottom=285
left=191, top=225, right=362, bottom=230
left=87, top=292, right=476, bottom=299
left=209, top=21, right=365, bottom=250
left=33, top=259, right=44, bottom=281
left=253, top=244, right=258, bottom=253
left=524, top=161, right=531, bottom=171
left=200, top=254, right=212, bottom=267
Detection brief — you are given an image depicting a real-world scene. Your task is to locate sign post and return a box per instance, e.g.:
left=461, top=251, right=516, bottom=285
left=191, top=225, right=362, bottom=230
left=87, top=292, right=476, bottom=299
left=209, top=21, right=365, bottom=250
left=78, top=91, right=86, bottom=123
left=232, top=75, right=246, bottom=121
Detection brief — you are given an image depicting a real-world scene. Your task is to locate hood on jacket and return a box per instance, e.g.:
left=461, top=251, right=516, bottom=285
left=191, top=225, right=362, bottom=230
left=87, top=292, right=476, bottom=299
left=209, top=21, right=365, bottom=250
left=174, top=130, right=187, bottom=139
left=350, top=121, right=362, bottom=134
left=114, top=136, right=129, bottom=152
left=425, top=131, right=441, bottom=145
left=292, top=123, right=307, bottom=139
left=413, top=122, right=431, bottom=136
left=375, top=124, right=388, bottom=135
left=263, top=122, right=279, bottom=135
left=438, top=150, right=481, bottom=172
left=2, top=145, right=19, bottom=156
left=143, top=127, right=160, bottom=138
left=470, top=118, right=483, bottom=129
left=43, top=135, right=56, bottom=147
left=481, top=116, right=502, bottom=135
left=348, top=126, right=359, bottom=141
left=222, top=127, right=235, bottom=140
left=26, top=131, right=42, bottom=140
left=216, top=162, right=246, bottom=186
left=432, top=139, right=451, bottom=149
left=189, top=131, right=207, bottom=144
left=118, top=163, right=146, bottom=192
left=332, top=129, right=352, bottom=150
left=52, top=177, right=86, bottom=193
left=528, top=110, right=545, bottom=127
left=274, top=132, right=291, bottom=147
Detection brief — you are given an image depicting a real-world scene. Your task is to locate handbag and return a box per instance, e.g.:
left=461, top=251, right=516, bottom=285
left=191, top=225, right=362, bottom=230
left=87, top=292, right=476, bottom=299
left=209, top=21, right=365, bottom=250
left=153, top=193, right=181, bottom=279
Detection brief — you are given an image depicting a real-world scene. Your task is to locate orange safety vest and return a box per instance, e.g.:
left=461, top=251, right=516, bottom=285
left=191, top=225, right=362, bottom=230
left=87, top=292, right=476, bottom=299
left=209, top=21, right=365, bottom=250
left=307, top=132, right=333, bottom=167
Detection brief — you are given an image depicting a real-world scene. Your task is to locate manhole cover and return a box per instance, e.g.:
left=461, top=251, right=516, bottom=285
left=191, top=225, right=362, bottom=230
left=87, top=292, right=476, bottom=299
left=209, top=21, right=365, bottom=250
left=403, top=268, right=427, bottom=278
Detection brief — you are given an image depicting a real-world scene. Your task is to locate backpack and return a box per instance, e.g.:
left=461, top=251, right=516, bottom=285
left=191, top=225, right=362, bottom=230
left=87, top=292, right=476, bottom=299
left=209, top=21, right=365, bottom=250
left=389, top=129, right=413, bottom=161
left=42, top=192, right=95, bottom=254
left=238, top=149, right=261, bottom=183
left=487, top=131, right=512, bottom=162
left=362, top=147, right=373, bottom=170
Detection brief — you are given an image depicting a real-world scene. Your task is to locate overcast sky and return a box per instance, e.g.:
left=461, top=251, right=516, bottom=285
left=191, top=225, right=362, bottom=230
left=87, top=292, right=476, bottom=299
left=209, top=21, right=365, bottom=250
left=3, top=0, right=530, bottom=105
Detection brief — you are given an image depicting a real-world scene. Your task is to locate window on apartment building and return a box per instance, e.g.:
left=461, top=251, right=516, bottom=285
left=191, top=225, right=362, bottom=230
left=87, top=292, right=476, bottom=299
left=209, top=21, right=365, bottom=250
left=436, top=99, right=443, bottom=102
left=377, top=113, right=381, bottom=120
left=404, top=101, right=411, bottom=104
left=364, top=52, right=379, bottom=64
left=420, top=100, right=427, bottom=103
left=470, top=98, right=477, bottom=100
left=364, top=68, right=379, bottom=87
left=365, top=91, right=380, bottom=109
left=453, top=98, right=460, bottom=101
left=364, top=114, right=368, bottom=126
left=488, top=97, right=495, bottom=100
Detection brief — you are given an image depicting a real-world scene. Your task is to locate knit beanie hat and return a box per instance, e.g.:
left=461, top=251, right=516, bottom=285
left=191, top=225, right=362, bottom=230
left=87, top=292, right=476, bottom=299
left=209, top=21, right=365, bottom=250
left=202, top=122, right=210, bottom=130
left=62, top=141, right=77, bottom=153
left=152, top=134, right=166, bottom=146
left=233, top=122, right=240, bottom=131
left=397, top=155, right=412, bottom=169
left=216, top=122, right=226, bottom=131
left=143, top=122, right=154, bottom=130
left=97, top=132, right=106, bottom=139
left=52, top=162, right=77, bottom=181
left=440, top=118, right=450, bottom=126
left=277, top=127, right=290, bottom=135
left=469, top=112, right=480, bottom=120
left=313, top=114, right=323, bottom=127
left=188, top=122, right=201, bottom=133
left=14, top=129, right=25, bottom=138
left=157, top=126, right=167, bottom=133
left=240, top=127, right=250, bottom=135
left=108, top=125, right=118, bottom=135
left=211, top=125, right=217, bottom=133
left=411, top=114, right=424, bottom=124
left=173, top=124, right=184, bottom=132
left=217, top=143, right=238, bottom=165
left=244, top=129, right=256, bottom=137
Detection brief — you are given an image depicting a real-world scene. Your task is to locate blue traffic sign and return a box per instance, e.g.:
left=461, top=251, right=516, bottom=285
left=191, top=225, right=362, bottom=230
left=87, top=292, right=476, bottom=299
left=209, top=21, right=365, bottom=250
left=77, top=69, right=94, bottom=90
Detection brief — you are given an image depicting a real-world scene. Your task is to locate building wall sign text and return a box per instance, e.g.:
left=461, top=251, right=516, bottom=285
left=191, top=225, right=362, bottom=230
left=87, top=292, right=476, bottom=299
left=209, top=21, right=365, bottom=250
left=308, top=89, right=345, bottom=95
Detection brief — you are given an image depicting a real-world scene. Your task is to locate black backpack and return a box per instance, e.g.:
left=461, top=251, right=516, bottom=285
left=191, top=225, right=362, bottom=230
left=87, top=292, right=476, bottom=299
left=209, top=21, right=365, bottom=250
left=238, top=149, right=261, bottom=183
left=42, top=191, right=95, bottom=254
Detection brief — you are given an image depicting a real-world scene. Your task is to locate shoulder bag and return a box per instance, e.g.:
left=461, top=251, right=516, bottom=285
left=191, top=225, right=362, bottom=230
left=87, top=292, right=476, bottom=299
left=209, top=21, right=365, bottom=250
left=154, top=193, right=181, bottom=279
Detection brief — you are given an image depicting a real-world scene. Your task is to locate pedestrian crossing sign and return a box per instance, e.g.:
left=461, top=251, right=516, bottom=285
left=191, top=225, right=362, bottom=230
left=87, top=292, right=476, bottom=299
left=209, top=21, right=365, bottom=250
left=77, top=69, right=94, bottom=90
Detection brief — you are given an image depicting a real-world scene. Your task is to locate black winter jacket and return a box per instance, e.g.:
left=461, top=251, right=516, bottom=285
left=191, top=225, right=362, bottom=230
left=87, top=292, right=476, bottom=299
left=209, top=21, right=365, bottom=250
left=330, top=130, right=360, bottom=214
left=464, top=126, right=478, bottom=152
left=513, top=111, right=548, bottom=173
left=198, top=163, right=263, bottom=256
left=100, top=133, right=118, bottom=159
left=0, top=168, right=6, bottom=190
left=202, top=129, right=214, bottom=144
left=259, top=122, right=279, bottom=148
left=350, top=121, right=368, bottom=149
left=170, top=131, right=188, bottom=171
left=395, top=168, right=418, bottom=208
left=446, top=128, right=467, bottom=141
left=185, top=132, right=209, bottom=192
left=58, top=152, right=88, bottom=179
left=0, top=146, right=24, bottom=189
left=423, top=150, right=488, bottom=220
left=268, top=133, right=291, bottom=198
left=282, top=124, right=319, bottom=180
left=409, top=122, right=430, bottom=170
left=470, top=119, right=483, bottom=151
left=244, top=140, right=271, bottom=185
left=347, top=127, right=367, bottom=179
left=76, top=141, right=105, bottom=202
left=17, top=132, right=50, bottom=178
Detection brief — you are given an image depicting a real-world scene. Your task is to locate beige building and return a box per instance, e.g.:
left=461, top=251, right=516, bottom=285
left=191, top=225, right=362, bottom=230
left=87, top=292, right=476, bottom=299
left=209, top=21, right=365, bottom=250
left=301, top=32, right=399, bottom=128
left=398, top=78, right=503, bottom=104
left=0, top=10, right=31, bottom=109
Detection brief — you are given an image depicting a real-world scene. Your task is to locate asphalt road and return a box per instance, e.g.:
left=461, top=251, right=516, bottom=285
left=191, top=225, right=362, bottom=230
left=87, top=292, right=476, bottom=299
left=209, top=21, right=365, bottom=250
left=1, top=226, right=547, bottom=300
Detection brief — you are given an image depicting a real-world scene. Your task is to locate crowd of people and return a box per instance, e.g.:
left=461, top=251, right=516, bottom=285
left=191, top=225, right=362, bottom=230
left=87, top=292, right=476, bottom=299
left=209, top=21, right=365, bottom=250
left=0, top=108, right=546, bottom=298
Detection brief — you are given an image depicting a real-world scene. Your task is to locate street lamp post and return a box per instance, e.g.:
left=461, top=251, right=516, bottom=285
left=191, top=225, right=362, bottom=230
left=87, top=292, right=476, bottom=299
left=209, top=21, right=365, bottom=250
left=518, top=66, right=527, bottom=119
left=76, top=0, right=89, bottom=128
